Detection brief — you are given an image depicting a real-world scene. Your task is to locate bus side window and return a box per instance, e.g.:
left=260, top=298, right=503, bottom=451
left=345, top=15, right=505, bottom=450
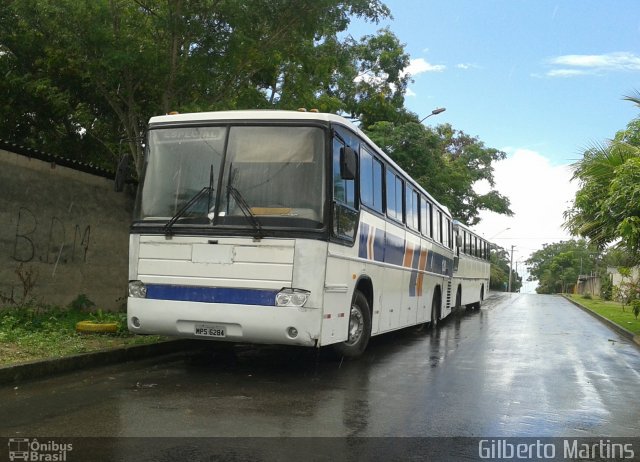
left=386, top=169, right=404, bottom=223
left=420, top=198, right=429, bottom=238
left=360, top=146, right=383, bottom=213
left=332, top=136, right=358, bottom=242
left=445, top=218, right=451, bottom=248
left=406, top=187, right=419, bottom=230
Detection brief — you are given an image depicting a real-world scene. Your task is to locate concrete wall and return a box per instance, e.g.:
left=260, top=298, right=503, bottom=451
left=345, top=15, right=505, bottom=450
left=0, top=149, right=133, bottom=310
left=608, top=266, right=640, bottom=289
left=575, top=275, right=601, bottom=296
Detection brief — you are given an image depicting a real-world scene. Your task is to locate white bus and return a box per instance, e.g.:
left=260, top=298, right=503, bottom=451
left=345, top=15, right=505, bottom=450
left=127, top=110, right=490, bottom=357
left=452, top=221, right=491, bottom=311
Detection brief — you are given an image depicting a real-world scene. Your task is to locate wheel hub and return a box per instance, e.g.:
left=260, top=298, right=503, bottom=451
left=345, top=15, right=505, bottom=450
left=347, top=306, right=364, bottom=345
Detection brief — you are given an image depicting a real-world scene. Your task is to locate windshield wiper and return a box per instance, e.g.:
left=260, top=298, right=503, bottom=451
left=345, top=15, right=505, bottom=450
left=164, top=166, right=215, bottom=236
left=227, top=184, right=263, bottom=240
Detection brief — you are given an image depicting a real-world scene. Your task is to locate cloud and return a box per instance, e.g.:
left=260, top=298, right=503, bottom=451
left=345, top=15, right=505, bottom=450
left=400, top=58, right=446, bottom=98
left=551, top=52, right=640, bottom=69
left=402, top=58, right=446, bottom=78
left=472, top=149, right=578, bottom=280
left=546, top=69, right=589, bottom=78
left=354, top=57, right=445, bottom=90
left=456, top=63, right=479, bottom=70
left=545, top=51, right=640, bottom=77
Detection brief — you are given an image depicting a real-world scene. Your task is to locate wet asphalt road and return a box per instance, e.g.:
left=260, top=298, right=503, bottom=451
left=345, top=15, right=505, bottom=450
left=1, top=293, right=640, bottom=438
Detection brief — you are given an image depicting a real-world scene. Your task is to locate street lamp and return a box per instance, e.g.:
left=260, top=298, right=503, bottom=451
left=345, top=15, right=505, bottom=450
left=419, top=107, right=446, bottom=123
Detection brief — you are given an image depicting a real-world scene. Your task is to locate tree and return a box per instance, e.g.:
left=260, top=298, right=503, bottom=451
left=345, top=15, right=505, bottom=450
left=1, top=0, right=513, bottom=228
left=365, top=119, right=512, bottom=224
left=0, top=0, right=393, bottom=175
left=565, top=98, right=640, bottom=256
left=490, top=246, right=521, bottom=292
left=526, top=240, right=599, bottom=294
left=337, top=28, right=411, bottom=126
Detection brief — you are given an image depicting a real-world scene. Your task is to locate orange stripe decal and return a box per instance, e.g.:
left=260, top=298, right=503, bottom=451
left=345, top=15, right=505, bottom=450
left=403, top=242, right=414, bottom=268
left=416, top=248, right=428, bottom=296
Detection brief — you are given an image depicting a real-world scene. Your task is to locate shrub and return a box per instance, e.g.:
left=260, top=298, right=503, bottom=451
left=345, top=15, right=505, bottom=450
left=600, top=274, right=613, bottom=301
left=69, top=294, right=95, bottom=311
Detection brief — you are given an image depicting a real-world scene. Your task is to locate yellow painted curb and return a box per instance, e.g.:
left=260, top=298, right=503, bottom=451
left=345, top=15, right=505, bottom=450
left=75, top=321, right=118, bottom=334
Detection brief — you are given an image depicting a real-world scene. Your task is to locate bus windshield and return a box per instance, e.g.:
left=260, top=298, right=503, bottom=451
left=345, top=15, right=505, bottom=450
left=134, top=125, right=326, bottom=230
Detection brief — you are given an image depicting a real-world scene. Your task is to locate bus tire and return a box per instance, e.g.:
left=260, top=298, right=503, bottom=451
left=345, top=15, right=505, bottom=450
left=333, top=290, right=371, bottom=358
left=430, top=290, right=440, bottom=329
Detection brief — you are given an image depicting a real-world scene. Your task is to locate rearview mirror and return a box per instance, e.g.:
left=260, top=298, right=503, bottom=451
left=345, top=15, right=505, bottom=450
left=340, top=146, right=357, bottom=180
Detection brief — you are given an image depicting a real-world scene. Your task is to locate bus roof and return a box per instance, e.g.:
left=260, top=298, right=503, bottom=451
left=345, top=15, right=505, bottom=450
left=149, top=110, right=451, bottom=217
left=453, top=219, right=489, bottom=241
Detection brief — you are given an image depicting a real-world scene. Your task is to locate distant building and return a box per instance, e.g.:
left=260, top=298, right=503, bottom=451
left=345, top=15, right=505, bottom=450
left=575, top=274, right=601, bottom=296
left=608, top=266, right=640, bottom=288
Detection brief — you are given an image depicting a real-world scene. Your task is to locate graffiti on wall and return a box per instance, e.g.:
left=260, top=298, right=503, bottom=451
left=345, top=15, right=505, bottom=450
left=12, top=207, right=91, bottom=264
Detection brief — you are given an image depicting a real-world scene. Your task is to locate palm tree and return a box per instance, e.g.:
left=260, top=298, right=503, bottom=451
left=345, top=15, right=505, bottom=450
left=564, top=95, right=640, bottom=249
left=623, top=90, right=640, bottom=108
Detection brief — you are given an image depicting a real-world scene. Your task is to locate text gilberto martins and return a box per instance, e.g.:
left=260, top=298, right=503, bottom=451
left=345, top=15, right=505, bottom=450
left=479, top=439, right=635, bottom=460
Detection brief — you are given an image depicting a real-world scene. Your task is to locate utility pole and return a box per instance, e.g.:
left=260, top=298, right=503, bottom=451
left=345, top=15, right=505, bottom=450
left=508, top=245, right=515, bottom=292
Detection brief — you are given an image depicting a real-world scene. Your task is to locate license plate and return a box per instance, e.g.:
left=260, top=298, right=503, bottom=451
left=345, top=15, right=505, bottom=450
left=194, top=324, right=226, bottom=338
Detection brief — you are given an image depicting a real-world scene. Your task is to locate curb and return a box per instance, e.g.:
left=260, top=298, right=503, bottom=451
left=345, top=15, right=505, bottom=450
left=0, top=339, right=203, bottom=386
left=562, top=295, right=640, bottom=348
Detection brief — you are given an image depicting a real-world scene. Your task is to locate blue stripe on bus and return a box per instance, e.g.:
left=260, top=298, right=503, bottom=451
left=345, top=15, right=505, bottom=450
left=356, top=224, right=453, bottom=284
left=358, top=223, right=370, bottom=259
left=384, top=232, right=405, bottom=266
left=145, top=285, right=279, bottom=306
left=374, top=228, right=386, bottom=262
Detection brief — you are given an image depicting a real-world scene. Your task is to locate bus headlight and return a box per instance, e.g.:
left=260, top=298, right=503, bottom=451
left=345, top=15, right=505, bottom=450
left=128, top=280, right=147, bottom=298
left=275, top=288, right=310, bottom=307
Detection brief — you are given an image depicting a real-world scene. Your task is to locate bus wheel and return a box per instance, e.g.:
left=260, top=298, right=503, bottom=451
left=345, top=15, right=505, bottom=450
left=430, top=291, right=440, bottom=329
left=334, top=290, right=371, bottom=358
left=455, top=287, right=462, bottom=310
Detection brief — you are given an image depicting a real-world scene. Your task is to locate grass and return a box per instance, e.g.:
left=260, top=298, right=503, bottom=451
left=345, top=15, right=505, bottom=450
left=0, top=304, right=165, bottom=366
left=567, top=294, right=640, bottom=336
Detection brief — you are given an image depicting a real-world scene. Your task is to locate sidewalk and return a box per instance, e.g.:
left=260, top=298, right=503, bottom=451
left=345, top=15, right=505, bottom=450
left=0, top=339, right=202, bottom=386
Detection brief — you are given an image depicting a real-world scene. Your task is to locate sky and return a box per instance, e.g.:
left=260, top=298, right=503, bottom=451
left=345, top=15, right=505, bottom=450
left=348, top=0, right=640, bottom=290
